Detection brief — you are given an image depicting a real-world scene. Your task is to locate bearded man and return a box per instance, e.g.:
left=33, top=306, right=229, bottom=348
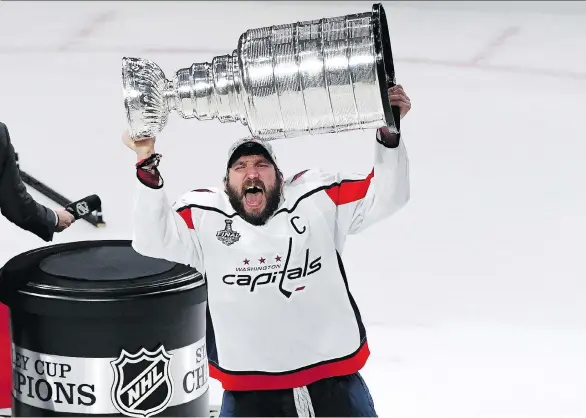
left=125, top=85, right=411, bottom=417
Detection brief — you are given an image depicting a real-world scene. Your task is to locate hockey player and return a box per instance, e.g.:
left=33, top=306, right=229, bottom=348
left=124, top=85, right=411, bottom=417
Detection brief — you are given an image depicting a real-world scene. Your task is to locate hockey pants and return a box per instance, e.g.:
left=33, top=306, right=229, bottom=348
left=219, top=372, right=377, bottom=417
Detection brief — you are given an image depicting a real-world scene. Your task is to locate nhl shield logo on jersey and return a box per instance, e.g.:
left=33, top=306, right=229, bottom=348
left=216, top=219, right=241, bottom=246
left=110, top=345, right=174, bottom=418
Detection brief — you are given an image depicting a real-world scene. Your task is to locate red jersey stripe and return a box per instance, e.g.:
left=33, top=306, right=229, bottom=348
left=209, top=341, right=370, bottom=391
left=325, top=170, right=375, bottom=205
left=177, top=208, right=195, bottom=230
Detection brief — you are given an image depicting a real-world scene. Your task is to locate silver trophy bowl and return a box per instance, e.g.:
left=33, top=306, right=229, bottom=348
left=122, top=3, right=399, bottom=141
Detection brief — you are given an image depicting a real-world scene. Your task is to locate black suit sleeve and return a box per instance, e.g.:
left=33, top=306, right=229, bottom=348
left=0, top=122, right=57, bottom=242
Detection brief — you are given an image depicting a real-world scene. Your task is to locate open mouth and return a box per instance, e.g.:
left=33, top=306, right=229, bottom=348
left=244, top=186, right=264, bottom=208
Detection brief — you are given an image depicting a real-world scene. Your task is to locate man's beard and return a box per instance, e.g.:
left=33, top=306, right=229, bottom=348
left=226, top=177, right=282, bottom=226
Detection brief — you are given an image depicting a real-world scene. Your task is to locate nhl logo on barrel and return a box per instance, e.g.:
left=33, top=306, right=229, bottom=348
left=110, top=345, right=174, bottom=418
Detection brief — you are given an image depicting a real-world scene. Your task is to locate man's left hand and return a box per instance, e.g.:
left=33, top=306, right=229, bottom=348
left=388, top=84, right=411, bottom=119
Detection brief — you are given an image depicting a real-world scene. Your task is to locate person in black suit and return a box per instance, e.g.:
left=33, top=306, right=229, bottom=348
left=0, top=122, right=75, bottom=241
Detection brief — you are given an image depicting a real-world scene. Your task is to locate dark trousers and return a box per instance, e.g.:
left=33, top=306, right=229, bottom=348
left=219, top=372, right=377, bottom=417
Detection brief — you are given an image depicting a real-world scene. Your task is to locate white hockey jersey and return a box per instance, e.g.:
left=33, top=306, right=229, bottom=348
left=131, top=135, right=410, bottom=391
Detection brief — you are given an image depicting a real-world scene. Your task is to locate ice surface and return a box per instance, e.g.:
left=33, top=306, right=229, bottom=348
left=0, top=1, right=584, bottom=416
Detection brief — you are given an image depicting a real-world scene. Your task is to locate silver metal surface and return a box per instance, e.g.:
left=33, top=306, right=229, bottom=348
left=122, top=3, right=397, bottom=141
left=11, top=338, right=208, bottom=415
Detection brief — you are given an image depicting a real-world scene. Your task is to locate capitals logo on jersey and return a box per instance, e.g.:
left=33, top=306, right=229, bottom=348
left=222, top=238, right=322, bottom=298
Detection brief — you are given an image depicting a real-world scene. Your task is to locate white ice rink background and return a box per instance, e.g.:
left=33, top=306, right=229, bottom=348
left=0, top=1, right=585, bottom=417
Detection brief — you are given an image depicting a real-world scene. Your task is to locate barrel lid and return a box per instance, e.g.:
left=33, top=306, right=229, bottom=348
left=0, top=240, right=203, bottom=306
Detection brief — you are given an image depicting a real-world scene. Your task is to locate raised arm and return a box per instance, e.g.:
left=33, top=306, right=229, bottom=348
left=326, top=85, right=412, bottom=240
left=124, top=132, right=204, bottom=271
left=327, top=127, right=410, bottom=237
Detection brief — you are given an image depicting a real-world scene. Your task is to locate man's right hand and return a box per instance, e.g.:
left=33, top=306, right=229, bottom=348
left=122, top=130, right=156, bottom=161
left=55, top=208, right=75, bottom=232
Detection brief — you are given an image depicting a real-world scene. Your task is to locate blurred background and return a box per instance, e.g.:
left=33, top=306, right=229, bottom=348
left=0, top=1, right=585, bottom=417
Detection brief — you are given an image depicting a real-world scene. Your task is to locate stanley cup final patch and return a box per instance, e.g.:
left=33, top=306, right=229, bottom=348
left=216, top=219, right=241, bottom=246
left=110, top=345, right=174, bottom=418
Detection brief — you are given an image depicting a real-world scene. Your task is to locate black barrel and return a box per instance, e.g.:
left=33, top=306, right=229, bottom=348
left=0, top=240, right=209, bottom=417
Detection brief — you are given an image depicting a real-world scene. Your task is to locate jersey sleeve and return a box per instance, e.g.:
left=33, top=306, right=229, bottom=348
left=131, top=180, right=204, bottom=272
left=325, top=129, right=410, bottom=240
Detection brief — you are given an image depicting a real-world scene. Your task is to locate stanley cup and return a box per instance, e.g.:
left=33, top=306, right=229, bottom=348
left=122, top=3, right=400, bottom=141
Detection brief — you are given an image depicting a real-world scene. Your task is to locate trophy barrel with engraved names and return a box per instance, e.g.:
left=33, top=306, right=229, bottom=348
left=122, top=3, right=399, bottom=141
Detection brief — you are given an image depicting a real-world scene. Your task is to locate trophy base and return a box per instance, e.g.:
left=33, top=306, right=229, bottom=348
left=373, top=3, right=400, bottom=134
